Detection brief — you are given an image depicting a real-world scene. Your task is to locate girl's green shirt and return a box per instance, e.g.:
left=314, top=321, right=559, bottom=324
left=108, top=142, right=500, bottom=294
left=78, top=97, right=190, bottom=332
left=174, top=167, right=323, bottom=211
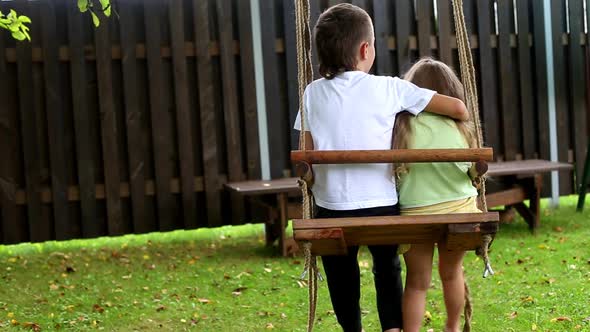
left=398, top=112, right=478, bottom=208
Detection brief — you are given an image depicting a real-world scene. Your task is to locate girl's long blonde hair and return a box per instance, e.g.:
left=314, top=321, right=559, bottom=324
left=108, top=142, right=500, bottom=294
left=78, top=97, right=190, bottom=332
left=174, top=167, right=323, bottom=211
left=392, top=58, right=476, bottom=177
left=393, top=58, right=476, bottom=150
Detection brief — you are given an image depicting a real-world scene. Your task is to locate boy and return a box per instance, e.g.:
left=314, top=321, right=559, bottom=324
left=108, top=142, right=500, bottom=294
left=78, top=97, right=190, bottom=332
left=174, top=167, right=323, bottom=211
left=294, top=4, right=468, bottom=332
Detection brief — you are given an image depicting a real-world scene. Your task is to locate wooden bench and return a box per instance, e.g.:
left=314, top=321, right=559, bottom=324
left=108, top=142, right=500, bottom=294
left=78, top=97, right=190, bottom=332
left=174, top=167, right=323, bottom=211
left=485, top=160, right=572, bottom=230
left=225, top=178, right=302, bottom=256
left=226, top=159, right=572, bottom=255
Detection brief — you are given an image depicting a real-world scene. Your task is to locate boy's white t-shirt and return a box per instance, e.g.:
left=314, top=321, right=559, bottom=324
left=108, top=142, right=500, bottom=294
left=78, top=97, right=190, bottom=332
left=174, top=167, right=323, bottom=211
left=294, top=71, right=436, bottom=210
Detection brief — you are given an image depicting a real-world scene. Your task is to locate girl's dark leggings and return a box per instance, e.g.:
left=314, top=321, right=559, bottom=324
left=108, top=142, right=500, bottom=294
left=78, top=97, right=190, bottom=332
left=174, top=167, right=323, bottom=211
left=316, top=204, right=403, bottom=332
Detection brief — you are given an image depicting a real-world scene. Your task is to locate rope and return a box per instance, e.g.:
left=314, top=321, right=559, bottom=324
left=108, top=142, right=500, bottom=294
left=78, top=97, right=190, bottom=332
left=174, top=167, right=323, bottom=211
left=295, top=1, right=319, bottom=331
left=463, top=278, right=472, bottom=332
left=451, top=2, right=495, bottom=330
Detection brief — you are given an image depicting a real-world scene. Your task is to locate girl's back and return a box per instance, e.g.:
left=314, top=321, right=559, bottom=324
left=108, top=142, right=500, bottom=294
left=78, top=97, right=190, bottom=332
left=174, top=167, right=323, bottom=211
left=397, top=113, right=477, bottom=209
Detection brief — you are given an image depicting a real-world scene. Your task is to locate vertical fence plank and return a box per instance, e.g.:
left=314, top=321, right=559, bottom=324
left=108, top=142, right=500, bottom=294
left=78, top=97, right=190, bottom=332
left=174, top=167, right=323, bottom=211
left=551, top=0, right=573, bottom=193
left=15, top=0, right=42, bottom=242
left=416, top=0, right=432, bottom=58
left=95, top=17, right=123, bottom=235
left=437, top=0, right=453, bottom=65
left=193, top=0, right=221, bottom=227
left=531, top=0, right=550, bottom=163
left=283, top=0, right=300, bottom=150
left=0, top=30, right=26, bottom=244
left=475, top=0, right=500, bottom=154
left=216, top=0, right=246, bottom=224
left=516, top=0, right=536, bottom=159
left=567, top=0, right=588, bottom=185
left=260, top=0, right=288, bottom=178
left=237, top=0, right=261, bottom=179
left=497, top=0, right=520, bottom=160
left=309, top=0, right=322, bottom=78
left=168, top=0, right=197, bottom=229
left=395, top=0, right=414, bottom=73
left=373, top=0, right=393, bottom=75
left=216, top=0, right=244, bottom=183
left=40, top=0, right=70, bottom=240
left=67, top=0, right=100, bottom=238
left=119, top=0, right=152, bottom=233
left=144, top=0, right=176, bottom=230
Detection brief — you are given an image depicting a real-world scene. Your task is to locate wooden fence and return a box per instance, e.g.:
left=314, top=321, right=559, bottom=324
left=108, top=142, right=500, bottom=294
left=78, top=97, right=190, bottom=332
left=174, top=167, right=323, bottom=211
left=0, top=0, right=588, bottom=244
left=263, top=0, right=589, bottom=189
left=0, top=0, right=260, bottom=244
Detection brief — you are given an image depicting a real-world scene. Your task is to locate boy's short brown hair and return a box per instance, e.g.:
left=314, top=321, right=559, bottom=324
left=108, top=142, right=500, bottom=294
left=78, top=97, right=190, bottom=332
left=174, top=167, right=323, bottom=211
left=314, top=4, right=373, bottom=79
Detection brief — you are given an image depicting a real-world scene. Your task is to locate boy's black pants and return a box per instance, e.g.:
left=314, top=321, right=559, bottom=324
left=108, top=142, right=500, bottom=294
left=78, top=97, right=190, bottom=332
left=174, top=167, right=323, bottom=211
left=316, top=204, right=403, bottom=332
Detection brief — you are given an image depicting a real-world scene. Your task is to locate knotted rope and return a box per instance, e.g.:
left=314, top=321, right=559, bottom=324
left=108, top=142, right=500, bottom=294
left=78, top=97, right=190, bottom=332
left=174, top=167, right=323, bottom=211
left=294, top=1, right=319, bottom=331
left=451, top=1, right=495, bottom=330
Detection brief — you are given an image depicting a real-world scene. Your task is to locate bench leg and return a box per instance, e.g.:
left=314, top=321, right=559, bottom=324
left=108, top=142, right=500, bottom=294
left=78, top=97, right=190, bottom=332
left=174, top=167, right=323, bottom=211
left=513, top=175, right=542, bottom=232
left=278, top=193, right=288, bottom=257
left=577, top=140, right=590, bottom=211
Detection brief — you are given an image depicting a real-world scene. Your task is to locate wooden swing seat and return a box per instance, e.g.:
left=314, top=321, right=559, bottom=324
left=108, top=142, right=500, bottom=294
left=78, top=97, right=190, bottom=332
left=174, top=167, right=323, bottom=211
left=291, top=148, right=499, bottom=256
left=293, top=212, right=499, bottom=256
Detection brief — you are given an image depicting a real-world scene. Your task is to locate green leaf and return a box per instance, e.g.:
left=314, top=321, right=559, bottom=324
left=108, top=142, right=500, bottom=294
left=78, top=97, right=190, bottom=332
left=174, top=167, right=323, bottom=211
left=9, top=22, right=20, bottom=32
left=23, top=30, right=31, bottom=41
left=78, top=0, right=88, bottom=13
left=99, top=0, right=110, bottom=10
left=104, top=6, right=111, bottom=17
left=91, top=11, right=100, bottom=27
left=11, top=30, right=25, bottom=41
left=18, top=15, right=31, bottom=24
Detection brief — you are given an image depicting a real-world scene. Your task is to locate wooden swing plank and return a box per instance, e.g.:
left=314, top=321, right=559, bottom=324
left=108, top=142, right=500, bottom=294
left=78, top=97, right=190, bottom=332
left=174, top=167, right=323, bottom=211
left=293, top=212, right=499, bottom=255
left=291, top=148, right=493, bottom=164
left=293, top=212, right=499, bottom=229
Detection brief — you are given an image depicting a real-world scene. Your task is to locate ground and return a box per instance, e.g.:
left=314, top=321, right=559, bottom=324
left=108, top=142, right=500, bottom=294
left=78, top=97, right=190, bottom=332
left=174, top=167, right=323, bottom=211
left=0, top=196, right=589, bottom=331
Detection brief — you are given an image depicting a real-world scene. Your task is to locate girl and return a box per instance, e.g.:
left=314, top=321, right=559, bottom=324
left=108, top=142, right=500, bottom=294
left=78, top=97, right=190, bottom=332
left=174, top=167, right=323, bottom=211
left=393, top=58, right=480, bottom=332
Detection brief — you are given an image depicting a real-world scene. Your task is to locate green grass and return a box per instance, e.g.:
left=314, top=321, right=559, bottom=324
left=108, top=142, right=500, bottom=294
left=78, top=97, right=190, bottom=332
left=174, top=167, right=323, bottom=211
left=0, top=196, right=589, bottom=331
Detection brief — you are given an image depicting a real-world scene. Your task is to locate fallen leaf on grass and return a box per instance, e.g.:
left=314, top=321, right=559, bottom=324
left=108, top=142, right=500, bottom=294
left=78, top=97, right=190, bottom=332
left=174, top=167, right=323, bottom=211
left=198, top=298, right=210, bottom=304
left=296, top=280, right=307, bottom=288
left=553, top=226, right=563, bottom=232
left=22, top=322, right=41, bottom=331
left=508, top=311, right=518, bottom=320
left=266, top=323, right=274, bottom=329
left=281, top=313, right=287, bottom=319
left=521, top=296, right=534, bottom=303
left=545, top=278, right=556, bottom=284
left=92, top=304, right=105, bottom=313
left=550, top=316, right=572, bottom=322
left=292, top=260, right=301, bottom=265
left=156, top=305, right=166, bottom=312
left=264, top=268, right=272, bottom=273
left=584, top=317, right=590, bottom=322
